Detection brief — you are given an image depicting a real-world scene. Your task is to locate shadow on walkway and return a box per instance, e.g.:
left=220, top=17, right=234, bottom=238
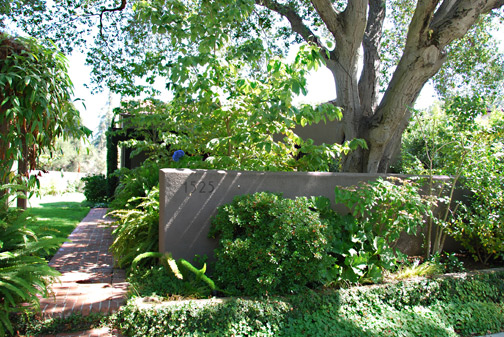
left=38, top=208, right=127, bottom=337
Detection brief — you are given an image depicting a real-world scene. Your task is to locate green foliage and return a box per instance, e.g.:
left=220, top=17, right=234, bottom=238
left=209, top=192, right=335, bottom=296
left=383, top=3, right=504, bottom=102
left=109, top=162, right=162, bottom=211
left=111, top=271, right=504, bottom=337
left=0, top=186, right=62, bottom=337
left=393, top=253, right=465, bottom=280
left=108, top=186, right=159, bottom=268
left=107, top=44, right=354, bottom=174
left=128, top=266, right=211, bottom=300
left=428, top=252, right=466, bottom=274
left=0, top=33, right=89, bottom=185
left=10, top=0, right=504, bottom=174
left=113, top=297, right=290, bottom=337
left=82, top=174, right=108, bottom=204
left=325, top=213, right=400, bottom=285
left=11, top=312, right=106, bottom=337
left=134, top=253, right=215, bottom=292
left=38, top=137, right=105, bottom=175
left=450, top=122, right=504, bottom=263
left=333, top=177, right=430, bottom=279
left=129, top=253, right=216, bottom=299
left=209, top=186, right=431, bottom=294
left=335, top=177, right=429, bottom=245
left=23, top=202, right=90, bottom=259
left=399, top=98, right=504, bottom=263
left=433, top=15, right=504, bottom=102
left=13, top=0, right=503, bottom=105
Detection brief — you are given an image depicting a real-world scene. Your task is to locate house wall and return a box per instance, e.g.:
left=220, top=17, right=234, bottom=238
left=159, top=169, right=465, bottom=264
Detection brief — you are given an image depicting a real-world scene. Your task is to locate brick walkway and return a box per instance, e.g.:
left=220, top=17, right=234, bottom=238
left=38, top=208, right=128, bottom=337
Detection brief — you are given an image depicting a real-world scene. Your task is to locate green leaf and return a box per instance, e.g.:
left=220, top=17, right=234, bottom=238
left=292, top=81, right=300, bottom=95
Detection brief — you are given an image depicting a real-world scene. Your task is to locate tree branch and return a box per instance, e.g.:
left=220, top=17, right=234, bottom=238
left=431, top=0, right=504, bottom=47
left=255, top=0, right=325, bottom=51
left=404, top=0, right=438, bottom=50
left=99, top=0, right=127, bottom=40
left=367, top=0, right=504, bottom=173
left=359, top=0, right=386, bottom=117
left=311, top=0, right=343, bottom=40
left=341, top=0, right=369, bottom=36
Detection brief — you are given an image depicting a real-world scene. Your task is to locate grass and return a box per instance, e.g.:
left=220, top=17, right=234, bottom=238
left=24, top=200, right=90, bottom=258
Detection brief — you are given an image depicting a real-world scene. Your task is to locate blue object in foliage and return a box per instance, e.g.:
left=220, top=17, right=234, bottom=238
left=172, top=150, right=185, bottom=162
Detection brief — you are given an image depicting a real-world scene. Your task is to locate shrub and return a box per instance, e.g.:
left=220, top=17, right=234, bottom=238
left=113, top=297, right=291, bottom=337
left=332, top=177, right=430, bottom=281
left=0, top=186, right=62, bottom=337
left=449, top=126, right=504, bottom=264
left=324, top=212, right=400, bottom=284
left=399, top=101, right=504, bottom=262
left=209, top=192, right=335, bottom=296
left=335, top=177, right=429, bottom=247
left=108, top=186, right=159, bottom=268
left=81, top=174, right=108, bottom=204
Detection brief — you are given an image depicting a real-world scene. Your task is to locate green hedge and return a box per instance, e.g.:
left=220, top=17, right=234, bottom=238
left=112, top=271, right=504, bottom=337
left=209, top=192, right=335, bottom=295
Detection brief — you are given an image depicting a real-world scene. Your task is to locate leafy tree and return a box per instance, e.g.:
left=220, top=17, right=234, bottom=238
left=6, top=0, right=504, bottom=173
left=0, top=33, right=89, bottom=208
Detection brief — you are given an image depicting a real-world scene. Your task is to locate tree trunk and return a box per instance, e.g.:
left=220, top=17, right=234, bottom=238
left=16, top=157, right=28, bottom=210
left=17, top=120, right=29, bottom=209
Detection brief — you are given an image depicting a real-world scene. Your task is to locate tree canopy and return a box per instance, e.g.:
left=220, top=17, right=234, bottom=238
left=4, top=0, right=504, bottom=172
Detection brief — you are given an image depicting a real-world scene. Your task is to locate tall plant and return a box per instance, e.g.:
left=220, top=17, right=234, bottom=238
left=0, top=33, right=89, bottom=208
left=450, top=117, right=504, bottom=264
left=400, top=96, right=504, bottom=262
left=412, top=112, right=476, bottom=259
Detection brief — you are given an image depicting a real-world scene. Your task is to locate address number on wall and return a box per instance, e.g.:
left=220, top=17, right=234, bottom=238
left=183, top=181, right=215, bottom=194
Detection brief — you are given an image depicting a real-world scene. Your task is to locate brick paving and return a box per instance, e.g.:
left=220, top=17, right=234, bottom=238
left=37, top=208, right=128, bottom=337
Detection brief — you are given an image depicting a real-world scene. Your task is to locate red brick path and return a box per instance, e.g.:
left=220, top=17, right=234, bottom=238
left=38, top=208, right=128, bottom=336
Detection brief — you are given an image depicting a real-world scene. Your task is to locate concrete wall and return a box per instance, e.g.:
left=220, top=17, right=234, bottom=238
left=159, top=169, right=463, bottom=263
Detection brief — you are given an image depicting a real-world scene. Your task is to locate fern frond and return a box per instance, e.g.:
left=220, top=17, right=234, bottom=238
left=0, top=311, right=14, bottom=336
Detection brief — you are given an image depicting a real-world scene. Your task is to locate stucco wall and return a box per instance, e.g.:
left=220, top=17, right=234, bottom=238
left=159, top=169, right=464, bottom=263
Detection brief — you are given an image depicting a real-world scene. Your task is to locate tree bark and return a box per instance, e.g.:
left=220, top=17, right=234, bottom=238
left=16, top=158, right=28, bottom=209
left=17, top=120, right=29, bottom=209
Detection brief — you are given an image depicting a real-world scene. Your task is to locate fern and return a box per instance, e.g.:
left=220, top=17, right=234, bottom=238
left=0, top=187, right=62, bottom=337
left=108, top=186, right=159, bottom=268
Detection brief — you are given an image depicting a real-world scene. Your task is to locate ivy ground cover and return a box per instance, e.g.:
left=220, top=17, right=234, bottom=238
left=112, top=271, right=504, bottom=337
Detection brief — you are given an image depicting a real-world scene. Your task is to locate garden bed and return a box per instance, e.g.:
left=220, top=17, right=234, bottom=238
left=112, top=268, right=504, bottom=337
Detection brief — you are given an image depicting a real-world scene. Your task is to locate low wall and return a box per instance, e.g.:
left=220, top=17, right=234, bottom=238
left=159, top=169, right=463, bottom=263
